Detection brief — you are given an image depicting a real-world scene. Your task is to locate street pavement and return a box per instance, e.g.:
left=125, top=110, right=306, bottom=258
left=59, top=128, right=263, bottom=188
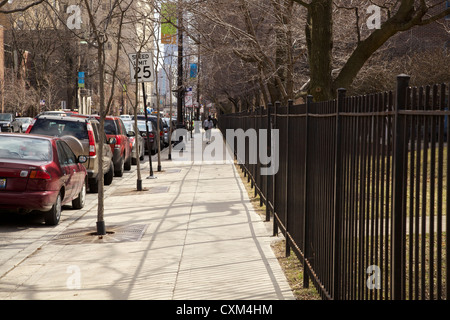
left=0, top=129, right=295, bottom=300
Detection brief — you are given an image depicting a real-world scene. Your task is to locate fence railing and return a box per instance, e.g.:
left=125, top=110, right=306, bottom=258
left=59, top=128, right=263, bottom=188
left=219, top=75, right=449, bottom=300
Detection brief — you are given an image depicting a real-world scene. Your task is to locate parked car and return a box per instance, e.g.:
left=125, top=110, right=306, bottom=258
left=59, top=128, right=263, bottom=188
left=123, top=120, right=145, bottom=164
left=120, top=114, right=132, bottom=121
left=136, top=120, right=158, bottom=155
left=133, top=114, right=165, bottom=150
left=16, top=117, right=33, bottom=132
left=0, top=113, right=22, bottom=133
left=37, top=110, right=68, bottom=117
left=25, top=115, right=115, bottom=193
left=0, top=133, right=87, bottom=225
left=92, top=116, right=132, bottom=177
left=161, top=118, right=170, bottom=146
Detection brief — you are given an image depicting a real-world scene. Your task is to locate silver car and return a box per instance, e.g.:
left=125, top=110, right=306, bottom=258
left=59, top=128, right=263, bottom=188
left=123, top=120, right=145, bottom=164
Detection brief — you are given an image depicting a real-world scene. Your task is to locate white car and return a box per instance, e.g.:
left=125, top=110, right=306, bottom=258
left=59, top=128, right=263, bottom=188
left=120, top=114, right=132, bottom=121
left=16, top=117, right=33, bottom=132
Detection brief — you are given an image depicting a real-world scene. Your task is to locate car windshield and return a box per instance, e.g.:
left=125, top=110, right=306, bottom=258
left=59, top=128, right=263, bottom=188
left=0, top=114, right=12, bottom=121
left=30, top=119, right=88, bottom=140
left=137, top=121, right=152, bottom=131
left=123, top=121, right=134, bottom=132
left=17, top=118, right=32, bottom=124
left=0, top=136, right=52, bottom=161
left=104, top=120, right=117, bottom=135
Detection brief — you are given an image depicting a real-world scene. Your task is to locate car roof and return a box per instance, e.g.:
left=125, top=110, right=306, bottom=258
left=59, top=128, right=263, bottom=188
left=89, top=115, right=120, bottom=120
left=36, top=114, right=86, bottom=121
left=0, top=132, right=58, bottom=141
left=37, top=114, right=97, bottom=124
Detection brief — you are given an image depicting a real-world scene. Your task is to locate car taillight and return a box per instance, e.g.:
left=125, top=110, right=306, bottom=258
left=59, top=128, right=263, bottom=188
left=29, top=170, right=51, bottom=180
left=25, top=119, right=36, bottom=133
left=87, top=123, right=96, bottom=156
left=149, top=133, right=154, bottom=139
left=115, top=135, right=121, bottom=146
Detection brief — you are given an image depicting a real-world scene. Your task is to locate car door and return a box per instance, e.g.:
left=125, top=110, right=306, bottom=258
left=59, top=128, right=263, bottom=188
left=117, top=119, right=131, bottom=160
left=60, top=141, right=85, bottom=198
left=56, top=140, right=77, bottom=201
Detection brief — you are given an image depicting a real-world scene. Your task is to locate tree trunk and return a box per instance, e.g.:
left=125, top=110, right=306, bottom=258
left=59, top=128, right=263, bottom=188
left=97, top=41, right=105, bottom=233
left=306, top=0, right=334, bottom=101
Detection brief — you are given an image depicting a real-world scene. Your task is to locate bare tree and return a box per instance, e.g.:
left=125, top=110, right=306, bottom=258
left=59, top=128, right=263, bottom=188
left=120, top=0, right=158, bottom=187
left=187, top=0, right=450, bottom=104
left=0, top=0, right=46, bottom=13
left=296, top=0, right=450, bottom=100
left=5, top=8, right=79, bottom=113
left=80, top=0, right=133, bottom=235
left=187, top=0, right=307, bottom=106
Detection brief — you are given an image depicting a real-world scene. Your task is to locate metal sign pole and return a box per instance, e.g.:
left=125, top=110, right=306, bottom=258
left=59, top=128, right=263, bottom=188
left=142, top=82, right=156, bottom=179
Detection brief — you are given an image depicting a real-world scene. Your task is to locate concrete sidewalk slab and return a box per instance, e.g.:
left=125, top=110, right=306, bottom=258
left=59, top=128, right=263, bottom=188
left=0, top=129, right=294, bottom=300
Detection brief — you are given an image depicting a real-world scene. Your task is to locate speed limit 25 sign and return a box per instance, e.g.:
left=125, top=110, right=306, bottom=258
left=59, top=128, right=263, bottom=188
left=128, top=52, right=155, bottom=83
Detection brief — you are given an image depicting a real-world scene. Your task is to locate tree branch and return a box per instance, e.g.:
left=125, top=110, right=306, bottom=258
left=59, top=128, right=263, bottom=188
left=0, top=0, right=46, bottom=14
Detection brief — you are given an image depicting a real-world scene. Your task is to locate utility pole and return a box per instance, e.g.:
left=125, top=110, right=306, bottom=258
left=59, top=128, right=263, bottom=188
left=176, top=1, right=184, bottom=128
left=196, top=35, right=200, bottom=121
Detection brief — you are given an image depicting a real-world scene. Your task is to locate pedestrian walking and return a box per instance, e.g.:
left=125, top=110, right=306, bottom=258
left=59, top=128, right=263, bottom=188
left=203, top=116, right=213, bottom=143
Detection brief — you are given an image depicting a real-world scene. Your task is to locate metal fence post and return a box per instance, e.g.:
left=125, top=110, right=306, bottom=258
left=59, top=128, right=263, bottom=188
left=259, top=106, right=264, bottom=206
left=285, top=99, right=293, bottom=257
left=266, top=103, right=273, bottom=222
left=273, top=101, right=280, bottom=237
left=392, top=74, right=410, bottom=300
left=333, top=88, right=346, bottom=300
left=303, top=95, right=313, bottom=289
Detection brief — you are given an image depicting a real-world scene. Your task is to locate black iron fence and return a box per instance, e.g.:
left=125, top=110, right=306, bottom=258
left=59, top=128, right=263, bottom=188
left=219, top=75, right=449, bottom=300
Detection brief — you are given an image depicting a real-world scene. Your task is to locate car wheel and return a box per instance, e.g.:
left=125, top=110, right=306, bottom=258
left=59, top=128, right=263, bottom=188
left=114, top=157, right=124, bottom=177
left=72, top=182, right=86, bottom=209
left=124, top=153, right=131, bottom=171
left=45, top=193, right=62, bottom=226
left=104, top=161, right=114, bottom=185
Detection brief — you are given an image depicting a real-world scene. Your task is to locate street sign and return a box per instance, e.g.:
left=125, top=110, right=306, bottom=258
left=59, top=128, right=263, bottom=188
left=129, top=52, right=155, bottom=83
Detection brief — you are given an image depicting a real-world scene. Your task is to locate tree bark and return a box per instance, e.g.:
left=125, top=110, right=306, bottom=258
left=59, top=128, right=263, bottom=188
left=306, top=0, right=334, bottom=101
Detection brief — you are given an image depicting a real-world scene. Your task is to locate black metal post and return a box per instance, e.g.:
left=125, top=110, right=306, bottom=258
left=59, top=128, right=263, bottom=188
left=392, top=74, right=410, bottom=300
left=142, top=82, right=155, bottom=178
left=177, top=3, right=183, bottom=127
left=259, top=106, right=263, bottom=207
left=273, top=101, right=280, bottom=237
left=285, top=100, right=292, bottom=257
left=266, top=103, right=273, bottom=222
left=303, top=95, right=313, bottom=289
left=333, top=88, right=346, bottom=300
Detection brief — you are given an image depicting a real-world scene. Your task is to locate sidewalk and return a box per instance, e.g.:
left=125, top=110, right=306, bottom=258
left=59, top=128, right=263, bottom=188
left=0, top=129, right=294, bottom=300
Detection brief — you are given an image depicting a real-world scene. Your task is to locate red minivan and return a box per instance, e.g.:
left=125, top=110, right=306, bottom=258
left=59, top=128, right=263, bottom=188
left=94, top=116, right=132, bottom=177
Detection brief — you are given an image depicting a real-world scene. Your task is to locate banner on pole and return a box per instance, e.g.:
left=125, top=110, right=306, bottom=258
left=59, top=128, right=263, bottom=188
left=161, top=3, right=177, bottom=44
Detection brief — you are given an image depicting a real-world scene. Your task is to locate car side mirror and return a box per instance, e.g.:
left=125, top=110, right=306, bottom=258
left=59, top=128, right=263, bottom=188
left=107, top=137, right=116, bottom=144
left=141, top=132, right=147, bottom=137
left=78, top=155, right=88, bottom=163
left=127, top=130, right=135, bottom=137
